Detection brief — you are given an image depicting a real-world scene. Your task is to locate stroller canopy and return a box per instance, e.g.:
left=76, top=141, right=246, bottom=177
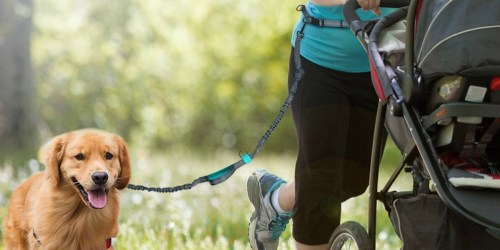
left=414, top=0, right=500, bottom=79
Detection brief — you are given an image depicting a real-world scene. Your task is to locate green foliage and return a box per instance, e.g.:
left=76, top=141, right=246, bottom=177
left=33, top=0, right=302, bottom=153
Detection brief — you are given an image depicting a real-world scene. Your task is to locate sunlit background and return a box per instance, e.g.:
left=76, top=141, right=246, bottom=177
left=0, top=0, right=406, bottom=249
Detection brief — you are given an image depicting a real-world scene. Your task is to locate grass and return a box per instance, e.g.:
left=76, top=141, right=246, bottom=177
left=0, top=141, right=410, bottom=249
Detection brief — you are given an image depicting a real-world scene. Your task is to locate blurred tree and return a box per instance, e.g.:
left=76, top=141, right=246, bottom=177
left=0, top=0, right=38, bottom=164
left=33, top=0, right=301, bottom=154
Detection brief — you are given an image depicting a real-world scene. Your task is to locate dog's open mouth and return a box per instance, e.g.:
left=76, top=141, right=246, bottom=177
left=72, top=177, right=109, bottom=209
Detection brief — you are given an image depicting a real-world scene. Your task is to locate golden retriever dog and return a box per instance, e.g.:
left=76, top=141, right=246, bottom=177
left=3, top=129, right=131, bottom=250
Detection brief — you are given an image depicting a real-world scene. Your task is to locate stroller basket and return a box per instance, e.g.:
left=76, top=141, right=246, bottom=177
left=388, top=193, right=500, bottom=250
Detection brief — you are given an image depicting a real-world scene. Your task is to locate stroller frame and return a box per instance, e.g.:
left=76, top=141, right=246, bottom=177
left=338, top=0, right=500, bottom=249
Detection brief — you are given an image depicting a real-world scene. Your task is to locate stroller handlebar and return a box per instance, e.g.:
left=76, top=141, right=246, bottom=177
left=343, top=0, right=410, bottom=36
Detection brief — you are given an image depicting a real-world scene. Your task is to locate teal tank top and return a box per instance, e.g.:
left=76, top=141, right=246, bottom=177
left=291, top=2, right=393, bottom=73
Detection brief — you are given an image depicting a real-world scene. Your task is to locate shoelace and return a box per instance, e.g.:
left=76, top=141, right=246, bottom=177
left=268, top=215, right=291, bottom=239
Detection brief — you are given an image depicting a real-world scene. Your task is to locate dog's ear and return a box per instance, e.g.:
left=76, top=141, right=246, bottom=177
left=38, top=134, right=67, bottom=186
left=113, top=135, right=130, bottom=190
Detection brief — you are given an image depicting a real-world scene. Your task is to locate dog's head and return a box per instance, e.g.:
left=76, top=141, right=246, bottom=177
left=39, top=129, right=131, bottom=209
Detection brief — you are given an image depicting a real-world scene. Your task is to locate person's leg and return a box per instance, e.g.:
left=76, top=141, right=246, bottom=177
left=277, top=181, right=328, bottom=250
left=290, top=50, right=350, bottom=247
left=248, top=48, right=358, bottom=248
left=290, top=48, right=377, bottom=247
left=247, top=47, right=376, bottom=249
left=276, top=181, right=294, bottom=211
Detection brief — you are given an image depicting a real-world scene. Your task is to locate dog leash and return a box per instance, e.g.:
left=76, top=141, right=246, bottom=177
left=127, top=29, right=304, bottom=193
left=127, top=5, right=352, bottom=193
left=127, top=25, right=305, bottom=193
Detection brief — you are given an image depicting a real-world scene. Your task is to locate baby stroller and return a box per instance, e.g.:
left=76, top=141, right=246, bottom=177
left=329, top=0, right=500, bottom=249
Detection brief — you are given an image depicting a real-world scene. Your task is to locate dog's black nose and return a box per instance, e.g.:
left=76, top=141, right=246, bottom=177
left=91, top=172, right=108, bottom=185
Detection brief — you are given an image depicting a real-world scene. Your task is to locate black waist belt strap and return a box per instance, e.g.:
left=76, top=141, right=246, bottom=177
left=297, top=5, right=350, bottom=28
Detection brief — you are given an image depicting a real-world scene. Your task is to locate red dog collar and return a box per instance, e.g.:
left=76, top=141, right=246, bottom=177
left=106, top=238, right=112, bottom=249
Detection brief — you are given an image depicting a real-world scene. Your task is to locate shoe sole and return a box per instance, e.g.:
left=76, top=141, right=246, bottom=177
left=247, top=173, right=262, bottom=250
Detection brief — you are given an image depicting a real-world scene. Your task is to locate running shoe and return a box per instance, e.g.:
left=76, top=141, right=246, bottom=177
left=247, top=170, right=293, bottom=250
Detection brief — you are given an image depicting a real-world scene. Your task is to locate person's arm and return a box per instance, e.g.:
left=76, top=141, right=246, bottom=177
left=356, top=0, right=381, bottom=15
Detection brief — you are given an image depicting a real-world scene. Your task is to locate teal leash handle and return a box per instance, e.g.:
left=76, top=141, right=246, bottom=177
left=207, top=153, right=253, bottom=185
left=127, top=153, right=254, bottom=192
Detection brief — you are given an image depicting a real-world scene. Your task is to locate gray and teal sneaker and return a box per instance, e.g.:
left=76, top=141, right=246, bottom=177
left=247, top=170, right=293, bottom=250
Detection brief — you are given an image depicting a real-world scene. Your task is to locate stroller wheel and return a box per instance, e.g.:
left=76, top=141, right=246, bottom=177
left=328, top=221, right=370, bottom=250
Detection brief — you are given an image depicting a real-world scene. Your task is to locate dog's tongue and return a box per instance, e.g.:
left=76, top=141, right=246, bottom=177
left=88, top=189, right=107, bottom=209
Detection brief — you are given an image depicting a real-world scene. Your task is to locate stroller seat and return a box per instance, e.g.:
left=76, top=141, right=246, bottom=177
left=420, top=75, right=500, bottom=190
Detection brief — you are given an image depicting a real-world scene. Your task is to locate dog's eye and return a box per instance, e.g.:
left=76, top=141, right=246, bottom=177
left=105, top=152, right=113, bottom=160
left=75, top=153, right=85, bottom=161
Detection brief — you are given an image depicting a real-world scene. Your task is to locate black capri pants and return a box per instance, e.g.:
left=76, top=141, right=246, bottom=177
left=288, top=47, right=379, bottom=245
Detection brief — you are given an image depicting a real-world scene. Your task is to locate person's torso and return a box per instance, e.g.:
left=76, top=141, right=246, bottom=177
left=291, top=2, right=393, bottom=72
